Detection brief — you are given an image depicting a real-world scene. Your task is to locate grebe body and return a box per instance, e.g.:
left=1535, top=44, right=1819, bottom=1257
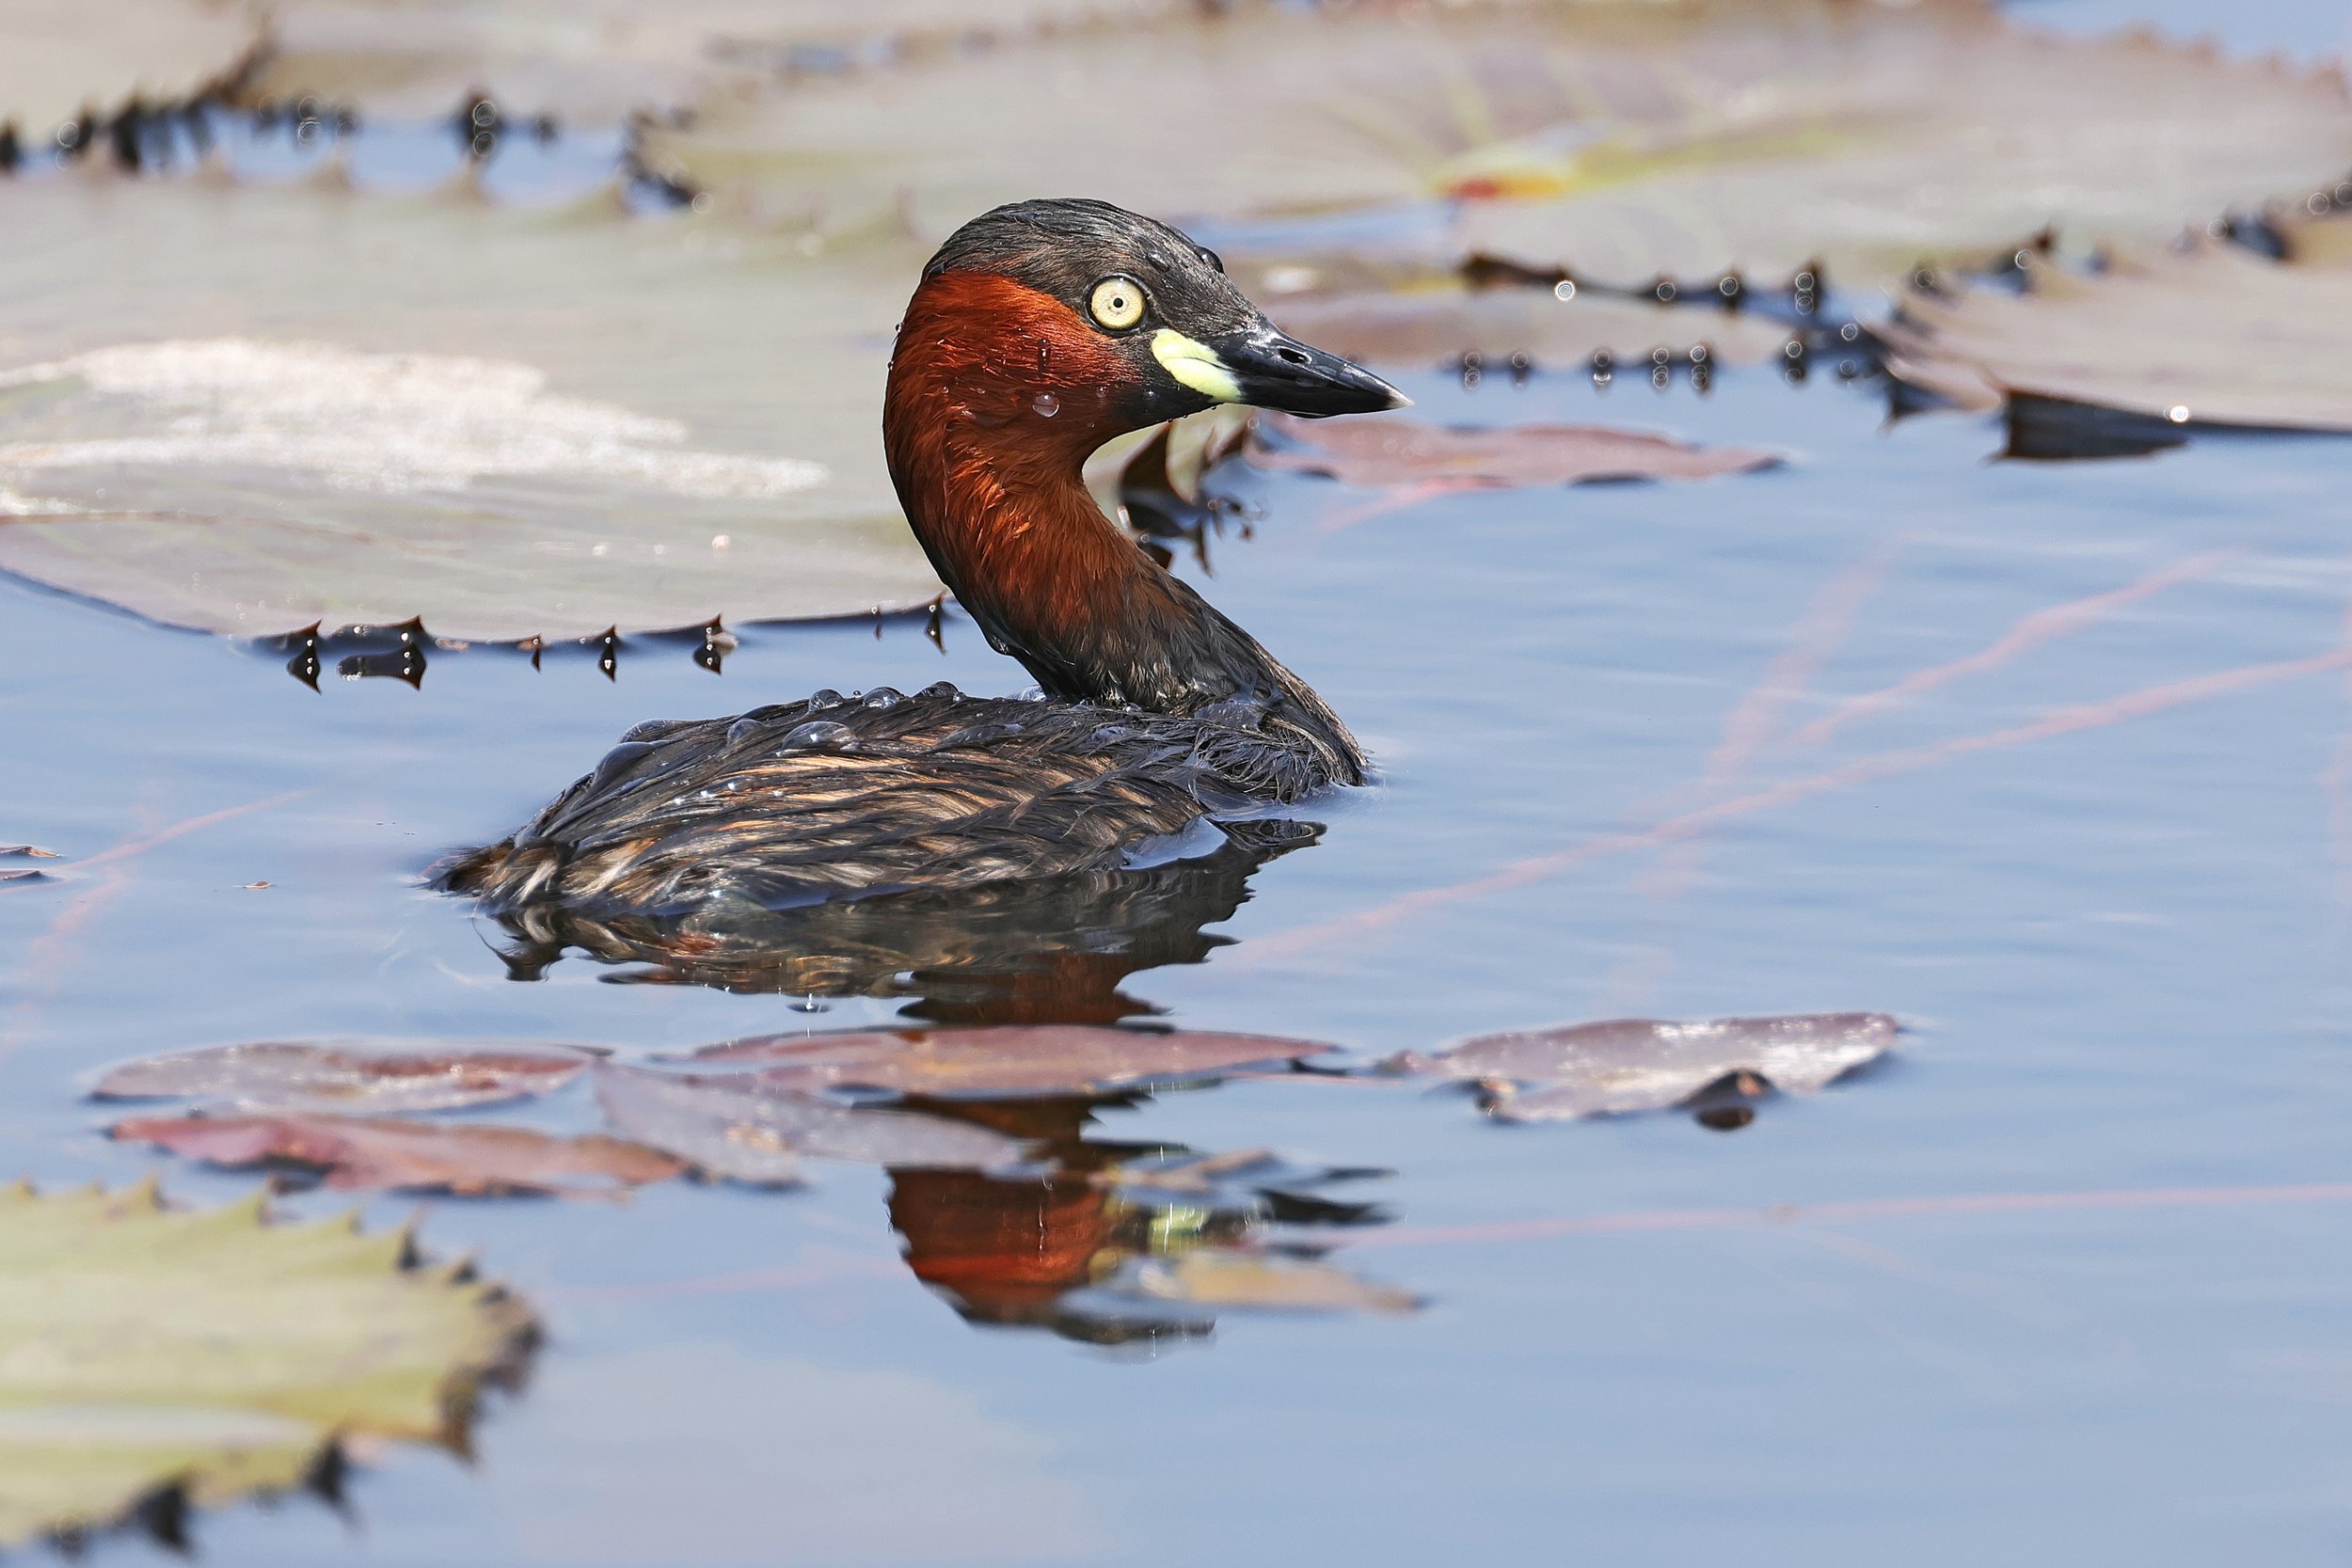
left=436, top=199, right=1403, bottom=916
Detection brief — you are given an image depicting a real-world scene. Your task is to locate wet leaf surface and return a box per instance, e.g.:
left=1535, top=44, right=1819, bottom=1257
left=1880, top=214, right=2352, bottom=433
left=594, top=1062, right=1035, bottom=1180
left=246, top=0, right=1187, bottom=119
left=1396, top=1011, right=1898, bottom=1122
left=653, top=1, right=2352, bottom=288
left=108, top=1114, right=685, bottom=1196
left=1, top=0, right=260, bottom=141
left=1095, top=1248, right=1421, bottom=1315
left=1263, top=280, right=1798, bottom=370
left=0, top=845, right=60, bottom=858
left=92, top=1040, right=595, bottom=1115
left=1250, top=411, right=1778, bottom=490
left=0, top=176, right=940, bottom=639
left=684, top=1023, right=1338, bottom=1097
left=0, top=1181, right=532, bottom=1548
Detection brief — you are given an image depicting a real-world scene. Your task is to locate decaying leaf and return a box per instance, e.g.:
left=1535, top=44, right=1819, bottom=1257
left=0, top=0, right=261, bottom=143
left=93, top=1040, right=594, bottom=1115
left=0, top=1180, right=533, bottom=1549
left=594, top=1062, right=1034, bottom=1181
left=1098, top=1248, right=1420, bottom=1314
left=109, top=1114, right=685, bottom=1196
left=1250, top=411, right=1777, bottom=490
left=0, top=845, right=60, bottom=858
left=651, top=0, right=2352, bottom=290
left=685, top=1023, right=1336, bottom=1098
left=1083, top=405, right=1252, bottom=530
left=1880, top=214, right=2352, bottom=434
left=1397, top=1011, right=1897, bottom=1122
left=243, top=0, right=1193, bottom=119
left=0, top=174, right=941, bottom=640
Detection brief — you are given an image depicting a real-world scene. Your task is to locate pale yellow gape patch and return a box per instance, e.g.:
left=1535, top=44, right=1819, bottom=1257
left=1151, top=329, right=1243, bottom=404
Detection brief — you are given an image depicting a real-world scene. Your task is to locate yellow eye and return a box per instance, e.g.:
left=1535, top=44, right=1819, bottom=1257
left=1089, top=276, right=1147, bottom=332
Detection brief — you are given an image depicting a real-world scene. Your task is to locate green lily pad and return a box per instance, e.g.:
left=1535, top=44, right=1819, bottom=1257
left=1, top=0, right=261, bottom=143
left=0, top=171, right=943, bottom=639
left=649, top=0, right=2352, bottom=292
left=0, top=1180, right=534, bottom=1549
left=1880, top=213, right=2352, bottom=432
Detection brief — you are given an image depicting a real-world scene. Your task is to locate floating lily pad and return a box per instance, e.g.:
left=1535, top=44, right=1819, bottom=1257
left=109, top=1114, right=685, bottom=1196
left=1251, top=411, right=1778, bottom=490
left=93, top=1040, right=595, bottom=1115
left=594, top=1062, right=1035, bottom=1181
left=1879, top=217, right=2352, bottom=433
left=1098, top=1248, right=1420, bottom=1315
left=1396, top=1011, right=1897, bottom=1123
left=1252, top=267, right=1797, bottom=369
left=0, top=1181, right=532, bottom=1549
left=0, top=173, right=941, bottom=639
left=684, top=1024, right=1336, bottom=1098
left=650, top=0, right=2352, bottom=292
left=243, top=0, right=1190, bottom=119
left=1, top=0, right=261, bottom=143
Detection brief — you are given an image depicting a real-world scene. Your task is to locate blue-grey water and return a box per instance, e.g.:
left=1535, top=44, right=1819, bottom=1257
left=8, top=2, right=2352, bottom=1562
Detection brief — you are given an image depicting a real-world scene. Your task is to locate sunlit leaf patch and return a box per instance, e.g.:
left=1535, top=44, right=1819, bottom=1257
left=0, top=174, right=940, bottom=640
left=0, top=1182, right=532, bottom=1549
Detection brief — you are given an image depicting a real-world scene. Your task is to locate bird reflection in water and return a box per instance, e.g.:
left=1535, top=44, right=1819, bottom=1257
left=483, top=817, right=1316, bottom=1024
left=479, top=816, right=1415, bottom=1342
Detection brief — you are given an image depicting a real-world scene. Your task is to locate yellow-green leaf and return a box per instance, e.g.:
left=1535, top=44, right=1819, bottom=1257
left=0, top=1180, right=535, bottom=1548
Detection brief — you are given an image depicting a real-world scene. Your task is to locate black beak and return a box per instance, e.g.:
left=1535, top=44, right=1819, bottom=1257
left=1213, top=322, right=1410, bottom=418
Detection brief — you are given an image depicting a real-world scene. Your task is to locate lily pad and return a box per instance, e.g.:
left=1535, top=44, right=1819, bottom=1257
left=93, top=1040, right=594, bottom=1115
left=1396, top=1011, right=1897, bottom=1123
left=0, top=172, right=941, bottom=639
left=1261, top=277, right=1797, bottom=370
left=1250, top=411, right=1778, bottom=490
left=0, top=1180, right=532, bottom=1549
left=243, top=0, right=1190, bottom=119
left=649, top=0, right=2352, bottom=291
left=1, top=0, right=261, bottom=144
left=1879, top=215, right=2352, bottom=433
left=1098, top=1249, right=1420, bottom=1315
left=684, top=1024, right=1337, bottom=1098
left=109, top=1114, right=686, bottom=1196
left=594, top=1062, right=1035, bottom=1180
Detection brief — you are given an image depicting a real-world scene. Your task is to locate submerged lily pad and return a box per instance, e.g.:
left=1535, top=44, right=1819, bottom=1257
left=0, top=1181, right=532, bottom=1549
left=0, top=173, right=941, bottom=639
left=1397, top=1011, right=1897, bottom=1123
left=685, top=1023, right=1336, bottom=1098
left=93, top=1040, right=594, bottom=1115
left=594, top=1063, right=1035, bottom=1181
left=1098, top=1249, right=1420, bottom=1315
left=109, top=1114, right=685, bottom=1196
left=1250, top=411, right=1778, bottom=490
left=651, top=0, right=2352, bottom=290
left=1880, top=215, right=2352, bottom=433
left=1, top=0, right=261, bottom=143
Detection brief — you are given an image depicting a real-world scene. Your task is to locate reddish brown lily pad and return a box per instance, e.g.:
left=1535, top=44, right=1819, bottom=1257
left=1249, top=413, right=1778, bottom=491
left=684, top=1024, right=1336, bottom=1099
left=94, top=1040, right=596, bottom=1115
left=1394, top=1011, right=1897, bottom=1123
left=109, top=1115, right=685, bottom=1196
left=594, top=1063, right=1033, bottom=1183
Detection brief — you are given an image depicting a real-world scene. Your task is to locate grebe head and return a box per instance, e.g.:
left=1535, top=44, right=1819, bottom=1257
left=882, top=198, right=1388, bottom=769
left=902, top=198, right=1407, bottom=444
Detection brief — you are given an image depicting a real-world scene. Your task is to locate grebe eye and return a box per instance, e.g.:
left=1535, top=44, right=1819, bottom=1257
left=1088, top=276, right=1147, bottom=332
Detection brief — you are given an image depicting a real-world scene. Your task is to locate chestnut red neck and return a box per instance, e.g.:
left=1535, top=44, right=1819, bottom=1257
left=882, top=271, right=1361, bottom=779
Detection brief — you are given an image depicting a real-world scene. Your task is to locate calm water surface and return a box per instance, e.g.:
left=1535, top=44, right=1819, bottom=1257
left=8, top=5, right=2352, bottom=1560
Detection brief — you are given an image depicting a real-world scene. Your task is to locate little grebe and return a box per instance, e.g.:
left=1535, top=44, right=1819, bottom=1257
left=435, top=198, right=1404, bottom=915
